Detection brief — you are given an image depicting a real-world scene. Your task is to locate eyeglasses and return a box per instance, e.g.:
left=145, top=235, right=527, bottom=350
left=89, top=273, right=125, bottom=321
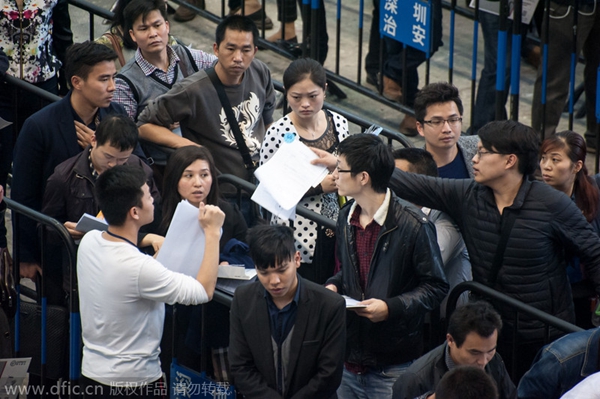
left=335, top=165, right=353, bottom=173
left=421, top=117, right=462, bottom=128
left=475, top=149, right=507, bottom=158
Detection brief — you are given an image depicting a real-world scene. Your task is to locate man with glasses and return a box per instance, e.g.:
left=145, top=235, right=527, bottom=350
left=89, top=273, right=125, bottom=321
left=414, top=82, right=479, bottom=179
left=386, top=119, right=600, bottom=380
left=324, top=134, right=448, bottom=398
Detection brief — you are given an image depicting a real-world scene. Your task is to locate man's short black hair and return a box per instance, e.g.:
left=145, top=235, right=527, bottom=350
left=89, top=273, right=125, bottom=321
left=392, top=148, right=439, bottom=177
left=65, top=41, right=118, bottom=83
left=95, top=165, right=146, bottom=226
left=337, top=134, right=394, bottom=194
left=247, top=225, right=296, bottom=270
left=95, top=114, right=139, bottom=151
left=414, top=82, right=464, bottom=123
left=124, top=0, right=168, bottom=41
left=215, top=15, right=259, bottom=47
left=436, top=366, right=499, bottom=399
left=478, top=120, right=540, bottom=178
left=447, top=301, right=503, bottom=347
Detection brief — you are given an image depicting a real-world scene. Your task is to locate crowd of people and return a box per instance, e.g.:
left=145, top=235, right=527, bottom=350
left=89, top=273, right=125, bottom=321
left=1, top=0, right=600, bottom=398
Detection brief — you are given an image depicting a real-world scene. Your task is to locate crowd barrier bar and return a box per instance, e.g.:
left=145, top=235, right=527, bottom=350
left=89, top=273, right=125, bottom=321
left=446, top=281, right=583, bottom=382
left=6, top=197, right=80, bottom=398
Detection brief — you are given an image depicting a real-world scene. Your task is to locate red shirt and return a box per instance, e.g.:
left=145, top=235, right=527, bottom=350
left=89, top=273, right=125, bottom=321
left=349, top=204, right=382, bottom=292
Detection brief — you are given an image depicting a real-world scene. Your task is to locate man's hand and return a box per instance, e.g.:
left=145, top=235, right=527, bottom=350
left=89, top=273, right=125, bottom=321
left=353, top=298, right=389, bottom=322
left=0, top=185, right=4, bottom=203
left=64, top=221, right=85, bottom=240
left=20, top=262, right=42, bottom=279
left=320, top=174, right=337, bottom=193
left=325, top=284, right=338, bottom=293
left=311, top=148, right=338, bottom=171
left=74, top=121, right=94, bottom=148
left=198, top=202, right=225, bottom=232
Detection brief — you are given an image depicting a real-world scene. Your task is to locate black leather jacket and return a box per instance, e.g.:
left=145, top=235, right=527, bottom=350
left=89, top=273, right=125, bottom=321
left=327, top=191, right=448, bottom=367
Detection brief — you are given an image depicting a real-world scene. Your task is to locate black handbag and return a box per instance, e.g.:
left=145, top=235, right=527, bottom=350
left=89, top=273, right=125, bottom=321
left=18, top=299, right=69, bottom=380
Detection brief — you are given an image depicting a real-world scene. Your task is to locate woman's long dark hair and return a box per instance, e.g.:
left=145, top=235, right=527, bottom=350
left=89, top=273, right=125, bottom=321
left=540, top=131, right=599, bottom=221
left=160, top=146, right=220, bottom=233
left=110, top=0, right=137, bottom=50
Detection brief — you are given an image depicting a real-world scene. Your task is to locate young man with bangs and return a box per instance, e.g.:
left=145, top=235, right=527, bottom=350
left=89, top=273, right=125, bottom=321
left=324, top=134, right=448, bottom=398
left=229, top=224, right=346, bottom=398
left=414, top=82, right=478, bottom=179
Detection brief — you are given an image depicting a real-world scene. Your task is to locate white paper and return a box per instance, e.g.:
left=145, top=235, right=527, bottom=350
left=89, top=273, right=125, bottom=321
left=251, top=183, right=296, bottom=221
left=156, top=200, right=206, bottom=277
left=217, top=265, right=257, bottom=280
left=469, top=0, right=539, bottom=24
left=0, top=117, right=12, bottom=131
left=0, top=358, right=31, bottom=399
left=254, top=138, right=329, bottom=210
left=342, top=295, right=367, bottom=309
left=75, top=213, right=108, bottom=233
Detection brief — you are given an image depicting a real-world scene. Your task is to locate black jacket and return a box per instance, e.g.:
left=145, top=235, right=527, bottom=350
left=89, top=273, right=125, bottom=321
left=392, top=343, right=517, bottom=399
left=326, top=191, right=448, bottom=367
left=229, top=276, right=346, bottom=398
left=389, top=169, right=600, bottom=339
left=41, top=146, right=159, bottom=225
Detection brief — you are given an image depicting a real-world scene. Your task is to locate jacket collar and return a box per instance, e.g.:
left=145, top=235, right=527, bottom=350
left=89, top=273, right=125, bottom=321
left=72, top=145, right=95, bottom=181
left=346, top=188, right=391, bottom=226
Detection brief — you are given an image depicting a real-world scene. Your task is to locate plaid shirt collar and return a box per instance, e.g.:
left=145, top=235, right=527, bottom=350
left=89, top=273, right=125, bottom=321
left=134, top=44, right=180, bottom=76
left=88, top=147, right=99, bottom=180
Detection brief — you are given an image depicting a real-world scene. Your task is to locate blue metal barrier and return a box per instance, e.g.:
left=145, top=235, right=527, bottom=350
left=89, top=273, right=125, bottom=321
left=6, top=197, right=79, bottom=398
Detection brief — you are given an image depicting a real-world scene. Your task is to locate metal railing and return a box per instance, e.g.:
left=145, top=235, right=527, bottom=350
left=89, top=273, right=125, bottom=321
left=7, top=197, right=80, bottom=397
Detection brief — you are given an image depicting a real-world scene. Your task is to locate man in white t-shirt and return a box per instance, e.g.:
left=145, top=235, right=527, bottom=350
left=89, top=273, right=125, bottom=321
left=77, top=164, right=224, bottom=397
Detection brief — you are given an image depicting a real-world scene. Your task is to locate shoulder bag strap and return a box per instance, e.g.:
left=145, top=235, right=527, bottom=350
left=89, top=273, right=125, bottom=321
left=488, top=210, right=518, bottom=287
left=205, top=67, right=256, bottom=171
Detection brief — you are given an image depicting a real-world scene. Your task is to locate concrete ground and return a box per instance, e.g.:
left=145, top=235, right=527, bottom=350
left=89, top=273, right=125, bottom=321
left=70, top=0, right=594, bottom=168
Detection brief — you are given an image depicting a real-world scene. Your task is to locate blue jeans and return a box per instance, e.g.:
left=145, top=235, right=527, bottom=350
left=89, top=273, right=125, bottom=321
left=337, top=362, right=412, bottom=399
left=471, top=11, right=511, bottom=134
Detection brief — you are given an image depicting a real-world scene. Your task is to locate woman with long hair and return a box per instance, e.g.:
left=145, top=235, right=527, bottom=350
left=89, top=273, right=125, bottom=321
left=260, top=58, right=349, bottom=284
left=160, top=145, right=246, bottom=381
left=540, top=130, right=600, bottom=328
left=161, top=145, right=247, bottom=247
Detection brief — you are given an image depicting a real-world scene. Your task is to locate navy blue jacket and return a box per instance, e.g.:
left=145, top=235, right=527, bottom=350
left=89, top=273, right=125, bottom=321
left=11, top=92, right=126, bottom=263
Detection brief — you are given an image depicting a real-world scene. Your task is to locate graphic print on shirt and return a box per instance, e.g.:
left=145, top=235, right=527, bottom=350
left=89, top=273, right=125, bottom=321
left=219, top=92, right=261, bottom=154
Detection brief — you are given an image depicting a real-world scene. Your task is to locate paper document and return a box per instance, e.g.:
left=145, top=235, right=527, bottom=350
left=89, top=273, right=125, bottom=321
left=0, top=357, right=31, bottom=399
left=75, top=213, right=108, bottom=233
left=156, top=200, right=210, bottom=277
left=252, top=137, right=329, bottom=216
left=343, top=295, right=367, bottom=309
left=469, top=0, right=539, bottom=24
left=0, top=117, right=12, bottom=131
left=218, top=264, right=257, bottom=280
left=251, top=183, right=296, bottom=221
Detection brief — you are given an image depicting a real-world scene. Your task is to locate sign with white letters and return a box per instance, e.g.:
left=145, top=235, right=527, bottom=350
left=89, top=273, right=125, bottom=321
left=380, top=0, right=432, bottom=56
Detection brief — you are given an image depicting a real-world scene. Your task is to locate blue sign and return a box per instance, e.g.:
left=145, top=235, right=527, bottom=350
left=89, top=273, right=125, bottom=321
left=380, top=0, right=432, bottom=57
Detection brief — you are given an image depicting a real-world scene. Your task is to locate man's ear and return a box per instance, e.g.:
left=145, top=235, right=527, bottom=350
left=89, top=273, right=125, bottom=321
left=446, top=333, right=454, bottom=346
left=129, top=29, right=137, bottom=45
left=71, top=75, right=83, bottom=91
left=129, top=206, right=140, bottom=221
left=213, top=42, right=219, bottom=56
left=505, top=154, right=518, bottom=170
left=294, top=251, right=301, bottom=268
left=359, top=171, right=371, bottom=187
